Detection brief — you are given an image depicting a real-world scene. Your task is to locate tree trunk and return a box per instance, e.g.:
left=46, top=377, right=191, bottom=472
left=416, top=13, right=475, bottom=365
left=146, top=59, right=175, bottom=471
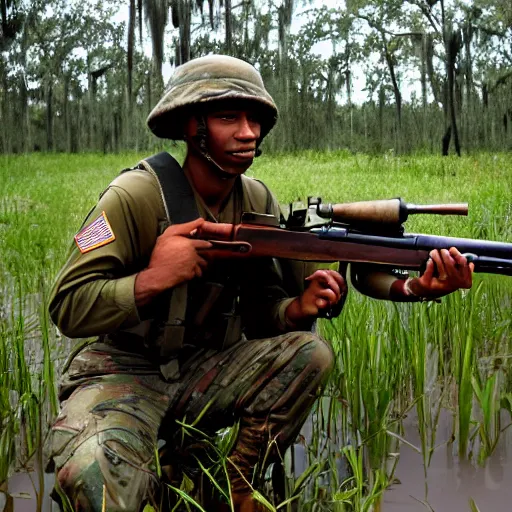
left=463, top=22, right=473, bottom=109
left=442, top=125, right=451, bottom=156
left=420, top=35, right=428, bottom=148
left=127, top=0, right=136, bottom=111
left=88, top=63, right=96, bottom=150
left=18, top=73, right=29, bottom=152
left=383, top=42, right=401, bottom=131
left=179, top=0, right=191, bottom=64
left=446, top=30, right=461, bottom=156
left=0, top=63, right=10, bottom=153
left=225, top=0, right=232, bottom=53
left=378, top=85, right=385, bottom=151
left=425, top=34, right=441, bottom=106
left=421, top=35, right=427, bottom=110
left=463, top=21, right=473, bottom=150
left=346, top=69, right=353, bottom=144
left=46, top=81, right=54, bottom=151
left=63, top=73, right=71, bottom=152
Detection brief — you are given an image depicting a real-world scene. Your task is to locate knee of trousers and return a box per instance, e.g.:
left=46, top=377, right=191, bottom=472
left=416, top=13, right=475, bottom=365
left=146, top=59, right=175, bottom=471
left=55, top=431, right=155, bottom=511
left=298, top=333, right=335, bottom=381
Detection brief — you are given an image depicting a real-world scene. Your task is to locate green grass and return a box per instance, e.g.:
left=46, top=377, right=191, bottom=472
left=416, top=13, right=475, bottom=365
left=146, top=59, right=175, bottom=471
left=1, top=150, right=512, bottom=510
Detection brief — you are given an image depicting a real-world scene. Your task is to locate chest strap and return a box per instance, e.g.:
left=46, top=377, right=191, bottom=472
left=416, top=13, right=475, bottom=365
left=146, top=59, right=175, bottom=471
left=138, top=152, right=199, bottom=374
left=138, top=152, right=199, bottom=224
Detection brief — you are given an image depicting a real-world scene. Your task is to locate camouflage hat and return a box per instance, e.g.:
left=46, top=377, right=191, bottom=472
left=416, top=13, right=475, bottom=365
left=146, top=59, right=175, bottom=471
left=147, top=54, right=278, bottom=140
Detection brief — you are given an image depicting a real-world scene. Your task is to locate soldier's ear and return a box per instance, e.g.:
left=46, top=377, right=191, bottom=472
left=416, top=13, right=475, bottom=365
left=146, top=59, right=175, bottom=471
left=183, top=116, right=198, bottom=140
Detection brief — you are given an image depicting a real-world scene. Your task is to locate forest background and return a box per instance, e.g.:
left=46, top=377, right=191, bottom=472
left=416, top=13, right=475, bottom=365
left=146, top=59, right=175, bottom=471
left=1, top=0, right=512, bottom=156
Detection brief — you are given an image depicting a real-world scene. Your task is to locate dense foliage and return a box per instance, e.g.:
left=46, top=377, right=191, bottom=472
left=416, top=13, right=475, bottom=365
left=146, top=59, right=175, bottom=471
left=1, top=0, right=512, bottom=155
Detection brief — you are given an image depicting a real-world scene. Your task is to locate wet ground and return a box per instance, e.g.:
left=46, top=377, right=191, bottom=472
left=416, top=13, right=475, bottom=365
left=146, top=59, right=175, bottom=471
left=0, top=290, right=69, bottom=512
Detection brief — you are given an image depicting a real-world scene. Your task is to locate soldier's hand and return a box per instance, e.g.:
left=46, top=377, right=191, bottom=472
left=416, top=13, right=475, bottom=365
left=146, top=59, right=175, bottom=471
left=408, top=247, right=474, bottom=299
left=285, top=270, right=346, bottom=326
left=135, top=218, right=212, bottom=306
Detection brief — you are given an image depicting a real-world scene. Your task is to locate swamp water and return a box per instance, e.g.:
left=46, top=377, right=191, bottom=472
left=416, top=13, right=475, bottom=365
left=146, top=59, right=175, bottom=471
left=384, top=408, right=512, bottom=511
left=4, top=411, right=512, bottom=511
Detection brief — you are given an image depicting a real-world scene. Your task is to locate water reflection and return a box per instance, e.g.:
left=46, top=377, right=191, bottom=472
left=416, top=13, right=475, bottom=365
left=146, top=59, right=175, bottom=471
left=384, top=409, right=512, bottom=511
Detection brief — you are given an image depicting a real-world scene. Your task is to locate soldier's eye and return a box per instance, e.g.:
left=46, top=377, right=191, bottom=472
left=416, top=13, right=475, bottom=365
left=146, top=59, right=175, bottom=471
left=214, top=112, right=237, bottom=121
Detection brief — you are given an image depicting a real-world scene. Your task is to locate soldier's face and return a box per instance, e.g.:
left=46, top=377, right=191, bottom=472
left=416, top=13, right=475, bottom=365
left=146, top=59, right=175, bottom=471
left=204, top=108, right=261, bottom=175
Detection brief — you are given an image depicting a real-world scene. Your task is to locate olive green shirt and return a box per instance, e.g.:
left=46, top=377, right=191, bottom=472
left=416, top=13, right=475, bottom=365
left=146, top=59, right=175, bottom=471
left=49, top=168, right=296, bottom=346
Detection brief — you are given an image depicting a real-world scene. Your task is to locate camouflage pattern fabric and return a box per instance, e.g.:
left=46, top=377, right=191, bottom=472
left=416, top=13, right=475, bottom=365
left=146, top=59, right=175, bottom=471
left=49, top=331, right=333, bottom=511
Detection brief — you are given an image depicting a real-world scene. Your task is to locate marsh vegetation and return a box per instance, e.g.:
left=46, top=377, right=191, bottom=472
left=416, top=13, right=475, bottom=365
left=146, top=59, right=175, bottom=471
left=1, top=151, right=511, bottom=510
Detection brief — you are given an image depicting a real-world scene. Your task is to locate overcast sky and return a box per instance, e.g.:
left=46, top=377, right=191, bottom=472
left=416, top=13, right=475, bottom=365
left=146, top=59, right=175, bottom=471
left=113, top=0, right=421, bottom=105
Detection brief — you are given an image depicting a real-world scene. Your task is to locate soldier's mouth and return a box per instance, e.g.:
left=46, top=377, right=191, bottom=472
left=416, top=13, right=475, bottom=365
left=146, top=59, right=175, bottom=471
left=229, top=150, right=256, bottom=159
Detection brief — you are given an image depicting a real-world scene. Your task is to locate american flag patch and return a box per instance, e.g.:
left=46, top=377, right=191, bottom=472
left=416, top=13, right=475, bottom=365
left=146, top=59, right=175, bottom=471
left=74, top=211, right=116, bottom=254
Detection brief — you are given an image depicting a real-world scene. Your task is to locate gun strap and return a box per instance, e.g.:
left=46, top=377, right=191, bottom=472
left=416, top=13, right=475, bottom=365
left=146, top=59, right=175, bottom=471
left=136, top=152, right=200, bottom=372
left=138, top=151, right=200, bottom=224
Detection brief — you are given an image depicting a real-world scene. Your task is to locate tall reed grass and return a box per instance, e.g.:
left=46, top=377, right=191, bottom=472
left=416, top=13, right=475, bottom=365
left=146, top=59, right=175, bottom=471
left=1, top=151, right=511, bottom=510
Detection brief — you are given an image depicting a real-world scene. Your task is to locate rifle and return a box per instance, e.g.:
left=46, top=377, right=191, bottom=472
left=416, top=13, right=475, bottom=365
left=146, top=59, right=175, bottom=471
left=197, top=198, right=512, bottom=276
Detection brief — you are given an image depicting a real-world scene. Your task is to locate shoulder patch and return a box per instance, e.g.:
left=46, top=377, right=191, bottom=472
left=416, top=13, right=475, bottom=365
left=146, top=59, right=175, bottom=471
left=74, top=211, right=116, bottom=254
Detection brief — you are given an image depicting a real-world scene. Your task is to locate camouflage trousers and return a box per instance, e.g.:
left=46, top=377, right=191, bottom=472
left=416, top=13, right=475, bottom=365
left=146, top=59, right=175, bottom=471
left=48, top=332, right=334, bottom=511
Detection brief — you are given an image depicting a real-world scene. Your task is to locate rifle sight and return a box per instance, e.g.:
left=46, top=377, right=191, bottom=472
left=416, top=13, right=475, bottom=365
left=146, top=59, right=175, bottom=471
left=316, top=198, right=468, bottom=225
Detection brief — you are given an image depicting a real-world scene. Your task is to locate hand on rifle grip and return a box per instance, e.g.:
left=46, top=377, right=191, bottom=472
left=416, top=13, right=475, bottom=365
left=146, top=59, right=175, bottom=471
left=286, top=270, right=347, bottom=326
left=135, top=218, right=212, bottom=306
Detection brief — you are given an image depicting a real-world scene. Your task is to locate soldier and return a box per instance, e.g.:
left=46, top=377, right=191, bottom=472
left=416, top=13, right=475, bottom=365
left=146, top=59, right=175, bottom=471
left=47, top=55, right=472, bottom=512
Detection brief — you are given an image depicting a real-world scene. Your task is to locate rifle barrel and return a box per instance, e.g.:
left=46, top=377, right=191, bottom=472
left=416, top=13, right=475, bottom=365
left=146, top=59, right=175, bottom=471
left=406, top=203, right=468, bottom=216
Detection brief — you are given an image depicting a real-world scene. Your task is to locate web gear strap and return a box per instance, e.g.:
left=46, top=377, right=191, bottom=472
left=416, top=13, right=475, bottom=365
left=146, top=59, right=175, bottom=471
left=138, top=152, right=199, bottom=377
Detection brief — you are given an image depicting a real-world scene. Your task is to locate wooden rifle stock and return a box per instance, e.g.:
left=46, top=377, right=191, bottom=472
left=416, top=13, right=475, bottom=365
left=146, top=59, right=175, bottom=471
left=197, top=221, right=512, bottom=276
left=199, top=222, right=430, bottom=269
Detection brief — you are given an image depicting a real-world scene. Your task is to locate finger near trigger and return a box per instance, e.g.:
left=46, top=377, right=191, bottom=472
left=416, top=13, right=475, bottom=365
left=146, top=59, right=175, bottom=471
left=194, top=240, right=213, bottom=250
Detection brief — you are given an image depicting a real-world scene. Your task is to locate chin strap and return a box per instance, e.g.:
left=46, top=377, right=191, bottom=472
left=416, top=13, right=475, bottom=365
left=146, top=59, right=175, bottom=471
left=186, top=115, right=263, bottom=181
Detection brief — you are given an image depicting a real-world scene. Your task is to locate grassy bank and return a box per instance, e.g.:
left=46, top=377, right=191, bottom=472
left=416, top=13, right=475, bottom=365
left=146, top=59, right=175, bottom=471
left=1, top=150, right=511, bottom=510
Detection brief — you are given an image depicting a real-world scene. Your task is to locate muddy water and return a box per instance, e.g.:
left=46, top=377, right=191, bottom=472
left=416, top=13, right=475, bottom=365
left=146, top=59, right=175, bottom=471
left=3, top=291, right=511, bottom=512
left=384, top=408, right=512, bottom=512
left=1, top=288, right=72, bottom=512
left=1, top=471, right=55, bottom=512
left=4, top=409, right=512, bottom=511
